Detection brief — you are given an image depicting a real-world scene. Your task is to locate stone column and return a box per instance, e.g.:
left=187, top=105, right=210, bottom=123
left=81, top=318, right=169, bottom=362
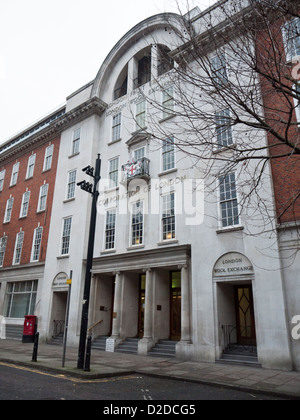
left=111, top=272, right=122, bottom=341
left=143, top=268, right=153, bottom=339
left=138, top=268, right=154, bottom=354
left=180, top=264, right=191, bottom=343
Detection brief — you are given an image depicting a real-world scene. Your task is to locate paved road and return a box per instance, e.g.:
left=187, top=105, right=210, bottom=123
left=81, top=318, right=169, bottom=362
left=0, top=362, right=285, bottom=402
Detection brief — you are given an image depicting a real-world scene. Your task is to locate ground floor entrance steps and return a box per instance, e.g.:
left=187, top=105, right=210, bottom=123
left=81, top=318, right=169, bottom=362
left=217, top=345, right=261, bottom=367
left=91, top=336, right=110, bottom=351
left=115, top=338, right=139, bottom=354
left=148, top=340, right=178, bottom=357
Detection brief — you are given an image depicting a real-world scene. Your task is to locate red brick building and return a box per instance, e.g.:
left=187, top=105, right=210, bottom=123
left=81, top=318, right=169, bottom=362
left=0, top=106, right=64, bottom=338
left=256, top=12, right=300, bottom=224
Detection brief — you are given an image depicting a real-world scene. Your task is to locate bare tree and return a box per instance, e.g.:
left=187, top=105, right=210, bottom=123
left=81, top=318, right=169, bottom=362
left=133, top=0, right=300, bottom=231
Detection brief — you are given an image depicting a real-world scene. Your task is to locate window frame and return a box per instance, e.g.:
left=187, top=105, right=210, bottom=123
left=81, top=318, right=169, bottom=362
left=31, top=226, right=43, bottom=262
left=136, top=99, right=146, bottom=130
left=108, top=157, right=119, bottom=189
left=72, top=127, right=81, bottom=155
left=26, top=154, right=36, bottom=179
left=104, top=209, right=117, bottom=250
left=43, top=145, right=54, bottom=172
left=162, top=136, right=175, bottom=172
left=10, top=162, right=20, bottom=186
left=13, top=231, right=25, bottom=265
left=161, top=192, right=176, bottom=241
left=37, top=183, right=49, bottom=212
left=66, top=169, right=77, bottom=200
left=60, top=217, right=72, bottom=256
left=218, top=172, right=240, bottom=228
left=112, top=113, right=122, bottom=142
left=282, top=17, right=300, bottom=62
left=20, top=190, right=31, bottom=218
left=0, top=169, right=5, bottom=192
left=4, top=197, right=14, bottom=223
left=131, top=201, right=144, bottom=246
left=215, top=109, right=233, bottom=148
left=0, top=236, right=8, bottom=267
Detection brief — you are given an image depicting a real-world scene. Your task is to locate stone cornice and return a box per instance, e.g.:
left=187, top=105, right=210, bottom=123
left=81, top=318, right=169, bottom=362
left=0, top=97, right=107, bottom=165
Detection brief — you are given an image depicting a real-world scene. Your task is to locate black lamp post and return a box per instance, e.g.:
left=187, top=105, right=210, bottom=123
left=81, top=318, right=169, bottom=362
left=77, top=154, right=101, bottom=370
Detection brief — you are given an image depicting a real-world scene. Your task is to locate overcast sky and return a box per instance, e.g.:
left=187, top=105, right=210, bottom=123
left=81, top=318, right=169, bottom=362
left=0, top=0, right=217, bottom=144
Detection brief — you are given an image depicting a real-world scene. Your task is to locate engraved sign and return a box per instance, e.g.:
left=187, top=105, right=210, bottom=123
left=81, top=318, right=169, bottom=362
left=106, top=338, right=115, bottom=352
left=213, top=252, right=254, bottom=277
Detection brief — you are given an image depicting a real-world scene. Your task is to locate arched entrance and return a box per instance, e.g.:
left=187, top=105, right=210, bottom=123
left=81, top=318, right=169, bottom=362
left=213, top=252, right=257, bottom=359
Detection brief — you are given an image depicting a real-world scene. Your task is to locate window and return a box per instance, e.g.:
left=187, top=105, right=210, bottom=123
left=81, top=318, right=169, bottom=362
left=4, top=280, right=37, bottom=318
left=37, top=183, right=48, bottom=212
left=43, top=145, right=54, bottom=171
left=131, top=201, right=144, bottom=246
left=109, top=157, right=119, bottom=188
left=26, top=154, right=36, bottom=179
left=219, top=173, right=239, bottom=227
left=20, top=191, right=31, bottom=218
left=66, top=170, right=77, bottom=200
left=162, top=193, right=175, bottom=240
left=283, top=17, right=300, bottom=61
left=0, top=169, right=6, bottom=192
left=0, top=236, right=7, bottom=267
left=112, top=113, right=122, bottom=142
left=13, top=231, right=24, bottom=265
left=211, top=53, right=228, bottom=86
left=162, top=86, right=175, bottom=119
left=162, top=137, right=175, bottom=171
left=136, top=100, right=146, bottom=130
left=10, top=162, right=20, bottom=186
left=72, top=128, right=81, bottom=155
left=215, top=109, right=233, bottom=148
left=31, top=227, right=43, bottom=262
left=61, top=217, right=72, bottom=255
left=4, top=197, right=14, bottom=223
left=105, top=209, right=116, bottom=250
left=133, top=147, right=145, bottom=161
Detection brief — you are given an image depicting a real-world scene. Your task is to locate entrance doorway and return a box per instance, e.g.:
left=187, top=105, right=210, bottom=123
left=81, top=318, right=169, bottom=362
left=234, top=285, right=256, bottom=346
left=170, top=271, right=181, bottom=340
left=138, top=274, right=145, bottom=338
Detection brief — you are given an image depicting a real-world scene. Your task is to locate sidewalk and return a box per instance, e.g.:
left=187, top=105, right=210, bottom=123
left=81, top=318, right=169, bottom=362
left=0, top=339, right=300, bottom=399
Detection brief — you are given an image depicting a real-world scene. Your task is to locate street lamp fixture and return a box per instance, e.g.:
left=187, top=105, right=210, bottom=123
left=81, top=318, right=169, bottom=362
left=76, top=154, right=101, bottom=370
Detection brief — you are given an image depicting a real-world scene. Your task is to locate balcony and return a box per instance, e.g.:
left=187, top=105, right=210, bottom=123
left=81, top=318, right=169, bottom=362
left=122, top=157, right=150, bottom=182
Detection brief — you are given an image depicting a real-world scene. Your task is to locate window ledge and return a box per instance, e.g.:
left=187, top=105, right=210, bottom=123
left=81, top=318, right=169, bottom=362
left=63, top=197, right=75, bottom=204
left=100, top=249, right=116, bottom=255
left=157, top=239, right=178, bottom=246
left=159, top=114, right=175, bottom=124
left=158, top=168, right=177, bottom=177
left=57, top=255, right=70, bottom=260
left=216, top=226, right=244, bottom=234
left=127, top=245, right=145, bottom=251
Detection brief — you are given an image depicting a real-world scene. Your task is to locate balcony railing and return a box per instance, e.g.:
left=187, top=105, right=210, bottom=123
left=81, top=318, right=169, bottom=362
left=122, top=157, right=150, bottom=182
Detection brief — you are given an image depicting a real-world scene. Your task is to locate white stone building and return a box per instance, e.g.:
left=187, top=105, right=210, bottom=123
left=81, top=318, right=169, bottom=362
left=2, top=3, right=299, bottom=372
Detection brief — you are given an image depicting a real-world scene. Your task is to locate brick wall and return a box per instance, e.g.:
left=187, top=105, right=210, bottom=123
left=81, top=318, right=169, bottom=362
left=0, top=136, right=60, bottom=267
left=256, top=16, right=300, bottom=224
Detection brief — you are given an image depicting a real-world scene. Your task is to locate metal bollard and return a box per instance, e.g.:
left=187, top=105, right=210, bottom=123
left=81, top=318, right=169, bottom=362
left=32, top=332, right=39, bottom=362
left=84, top=336, right=92, bottom=372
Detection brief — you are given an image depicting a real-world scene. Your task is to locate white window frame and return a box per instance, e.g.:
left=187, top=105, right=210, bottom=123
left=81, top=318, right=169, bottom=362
left=60, top=217, right=72, bottom=256
left=0, top=169, right=5, bottom=192
left=162, top=85, right=175, bottom=119
left=108, top=157, right=119, bottom=189
left=0, top=236, right=7, bottom=267
left=131, top=201, right=144, bottom=246
left=72, top=127, right=81, bottom=155
left=161, top=192, right=176, bottom=241
left=43, top=145, right=54, bottom=171
left=31, top=227, right=43, bottom=262
left=282, top=17, right=300, bottom=62
left=218, top=172, right=240, bottom=229
left=293, top=83, right=300, bottom=123
left=211, top=51, right=228, bottom=86
left=26, top=154, right=36, bottom=179
left=20, top=190, right=31, bottom=218
left=66, top=169, right=77, bottom=200
left=112, top=113, right=122, bottom=142
left=13, top=231, right=24, bottom=265
left=37, top=183, right=49, bottom=212
left=162, top=136, right=175, bottom=172
left=10, top=162, right=20, bottom=186
left=215, top=109, right=233, bottom=148
left=136, top=99, right=146, bottom=130
left=4, top=197, right=14, bottom=223
left=104, top=209, right=117, bottom=250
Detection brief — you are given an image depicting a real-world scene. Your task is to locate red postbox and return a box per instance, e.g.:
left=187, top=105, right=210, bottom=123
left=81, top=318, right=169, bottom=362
left=22, top=315, right=37, bottom=343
